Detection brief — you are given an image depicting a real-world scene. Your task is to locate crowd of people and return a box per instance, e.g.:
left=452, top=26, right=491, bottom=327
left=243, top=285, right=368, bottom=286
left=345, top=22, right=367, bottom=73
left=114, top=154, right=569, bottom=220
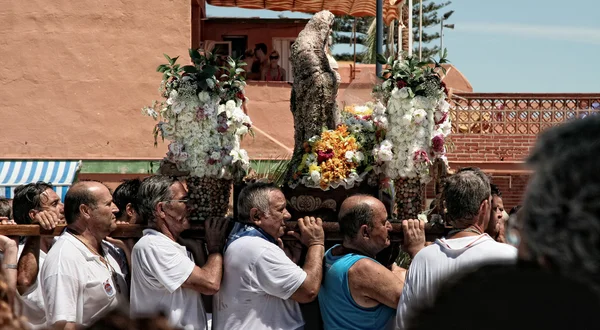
left=0, top=116, right=598, bottom=330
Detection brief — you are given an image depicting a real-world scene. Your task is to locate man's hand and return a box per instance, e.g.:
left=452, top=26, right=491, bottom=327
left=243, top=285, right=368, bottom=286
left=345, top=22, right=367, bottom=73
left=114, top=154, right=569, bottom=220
left=278, top=238, right=303, bottom=264
left=205, top=217, right=229, bottom=254
left=391, top=263, right=407, bottom=282
left=288, top=216, right=324, bottom=247
left=0, top=217, right=16, bottom=225
left=32, top=210, right=62, bottom=230
left=402, top=219, right=426, bottom=258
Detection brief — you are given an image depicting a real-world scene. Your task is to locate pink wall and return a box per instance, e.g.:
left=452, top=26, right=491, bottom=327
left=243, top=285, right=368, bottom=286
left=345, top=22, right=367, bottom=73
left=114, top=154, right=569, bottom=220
left=0, top=0, right=192, bottom=159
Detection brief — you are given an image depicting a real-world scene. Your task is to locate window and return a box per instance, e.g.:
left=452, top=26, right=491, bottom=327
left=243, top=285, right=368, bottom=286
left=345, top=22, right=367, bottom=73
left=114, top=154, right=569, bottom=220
left=222, top=36, right=248, bottom=60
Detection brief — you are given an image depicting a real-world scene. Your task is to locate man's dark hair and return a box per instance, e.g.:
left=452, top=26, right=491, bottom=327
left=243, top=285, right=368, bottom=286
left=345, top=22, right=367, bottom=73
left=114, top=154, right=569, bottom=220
left=237, top=182, right=279, bottom=224
left=113, top=179, right=141, bottom=219
left=138, top=176, right=178, bottom=226
left=12, top=182, right=54, bottom=225
left=64, top=181, right=101, bottom=225
left=0, top=198, right=11, bottom=218
left=338, top=195, right=375, bottom=239
left=521, top=116, right=600, bottom=291
left=254, top=43, right=267, bottom=55
left=444, top=167, right=490, bottom=226
left=490, top=183, right=501, bottom=197
left=408, top=264, right=600, bottom=330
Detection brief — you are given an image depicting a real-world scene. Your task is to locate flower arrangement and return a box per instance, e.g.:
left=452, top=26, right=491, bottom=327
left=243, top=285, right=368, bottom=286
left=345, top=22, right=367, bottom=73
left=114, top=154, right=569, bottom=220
left=143, top=50, right=252, bottom=180
left=372, top=51, right=452, bottom=184
left=290, top=103, right=387, bottom=190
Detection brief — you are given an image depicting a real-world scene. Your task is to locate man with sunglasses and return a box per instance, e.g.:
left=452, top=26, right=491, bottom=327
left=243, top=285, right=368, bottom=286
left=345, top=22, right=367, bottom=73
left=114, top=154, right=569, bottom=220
left=395, top=168, right=517, bottom=330
left=130, top=175, right=229, bottom=330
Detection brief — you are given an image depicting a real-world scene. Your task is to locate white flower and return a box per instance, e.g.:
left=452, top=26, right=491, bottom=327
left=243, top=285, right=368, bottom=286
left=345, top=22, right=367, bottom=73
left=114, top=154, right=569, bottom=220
left=236, top=126, right=248, bottom=135
left=225, top=100, right=236, bottom=113
left=413, top=109, right=427, bottom=124
left=210, top=151, right=221, bottom=160
left=418, top=213, right=428, bottom=223
left=402, top=114, right=413, bottom=126
left=398, top=87, right=410, bottom=99
left=166, top=90, right=178, bottom=105
left=355, top=151, right=364, bottom=162
left=171, top=102, right=185, bottom=114
left=310, top=170, right=321, bottom=183
left=198, top=91, right=211, bottom=104
left=142, top=107, right=158, bottom=119
left=345, top=151, right=355, bottom=162
left=377, top=149, right=393, bottom=162
left=438, top=99, right=450, bottom=113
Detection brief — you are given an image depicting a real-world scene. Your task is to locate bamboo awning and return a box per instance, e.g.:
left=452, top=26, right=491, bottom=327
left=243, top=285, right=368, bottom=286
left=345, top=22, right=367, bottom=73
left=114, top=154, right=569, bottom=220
left=207, top=0, right=401, bottom=25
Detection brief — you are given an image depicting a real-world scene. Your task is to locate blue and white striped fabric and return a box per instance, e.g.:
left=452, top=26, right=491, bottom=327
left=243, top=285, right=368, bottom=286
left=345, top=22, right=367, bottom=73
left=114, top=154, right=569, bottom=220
left=0, top=161, right=81, bottom=202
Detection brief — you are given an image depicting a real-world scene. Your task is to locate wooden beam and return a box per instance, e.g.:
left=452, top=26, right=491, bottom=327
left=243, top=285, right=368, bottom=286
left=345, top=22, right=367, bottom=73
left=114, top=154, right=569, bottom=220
left=0, top=222, right=450, bottom=243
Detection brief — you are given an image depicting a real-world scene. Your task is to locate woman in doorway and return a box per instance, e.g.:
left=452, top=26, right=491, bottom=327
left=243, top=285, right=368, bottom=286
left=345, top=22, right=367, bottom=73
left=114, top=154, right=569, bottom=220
left=261, top=50, right=286, bottom=82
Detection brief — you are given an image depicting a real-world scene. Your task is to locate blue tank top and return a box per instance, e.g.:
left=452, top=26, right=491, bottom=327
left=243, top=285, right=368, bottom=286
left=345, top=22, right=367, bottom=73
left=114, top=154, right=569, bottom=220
left=318, top=245, right=396, bottom=330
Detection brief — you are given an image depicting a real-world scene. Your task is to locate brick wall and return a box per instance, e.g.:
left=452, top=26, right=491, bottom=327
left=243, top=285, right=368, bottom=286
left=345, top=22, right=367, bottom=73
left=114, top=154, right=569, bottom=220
left=448, top=134, right=538, bottom=162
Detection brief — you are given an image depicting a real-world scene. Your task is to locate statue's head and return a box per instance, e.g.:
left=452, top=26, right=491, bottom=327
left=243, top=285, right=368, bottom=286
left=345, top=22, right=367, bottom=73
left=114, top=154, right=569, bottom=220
left=309, top=11, right=335, bottom=47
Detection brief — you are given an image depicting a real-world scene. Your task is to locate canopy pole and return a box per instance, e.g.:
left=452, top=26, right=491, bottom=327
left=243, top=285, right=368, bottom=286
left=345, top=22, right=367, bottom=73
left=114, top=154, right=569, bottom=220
left=408, top=0, right=413, bottom=56
left=376, top=0, right=383, bottom=76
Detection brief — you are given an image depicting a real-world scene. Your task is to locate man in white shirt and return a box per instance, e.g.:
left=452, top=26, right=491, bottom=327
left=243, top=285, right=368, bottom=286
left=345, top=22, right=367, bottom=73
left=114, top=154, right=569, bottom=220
left=130, top=175, right=229, bottom=330
left=213, top=182, right=325, bottom=330
left=396, top=168, right=517, bottom=330
left=40, top=181, right=128, bottom=329
left=12, top=182, right=65, bottom=329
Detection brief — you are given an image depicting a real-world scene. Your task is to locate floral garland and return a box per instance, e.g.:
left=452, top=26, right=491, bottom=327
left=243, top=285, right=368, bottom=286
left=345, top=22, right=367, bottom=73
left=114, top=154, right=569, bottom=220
left=372, top=53, right=452, bottom=184
left=143, top=51, right=252, bottom=179
left=290, top=102, right=386, bottom=190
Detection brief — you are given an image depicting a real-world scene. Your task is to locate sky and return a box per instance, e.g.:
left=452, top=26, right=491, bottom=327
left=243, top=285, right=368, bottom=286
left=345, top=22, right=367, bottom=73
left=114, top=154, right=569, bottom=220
left=207, top=0, right=600, bottom=93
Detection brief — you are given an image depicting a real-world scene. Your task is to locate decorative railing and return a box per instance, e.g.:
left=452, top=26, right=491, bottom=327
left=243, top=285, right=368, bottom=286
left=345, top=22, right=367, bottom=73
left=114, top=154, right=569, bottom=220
left=450, top=93, right=600, bottom=135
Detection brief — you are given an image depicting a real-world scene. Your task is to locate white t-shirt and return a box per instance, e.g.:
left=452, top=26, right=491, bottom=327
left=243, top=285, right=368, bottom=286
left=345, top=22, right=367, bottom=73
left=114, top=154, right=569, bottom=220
left=213, top=236, right=307, bottom=330
left=395, top=234, right=517, bottom=330
left=16, top=243, right=47, bottom=329
left=40, top=232, right=128, bottom=327
left=130, top=229, right=206, bottom=330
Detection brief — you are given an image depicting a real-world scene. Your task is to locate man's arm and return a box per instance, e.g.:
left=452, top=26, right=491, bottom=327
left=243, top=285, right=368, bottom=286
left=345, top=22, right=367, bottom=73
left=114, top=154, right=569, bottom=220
left=17, top=236, right=40, bottom=294
left=181, top=217, right=228, bottom=295
left=348, top=259, right=406, bottom=309
left=18, top=210, right=60, bottom=294
left=0, top=235, right=19, bottom=305
left=288, top=216, right=325, bottom=304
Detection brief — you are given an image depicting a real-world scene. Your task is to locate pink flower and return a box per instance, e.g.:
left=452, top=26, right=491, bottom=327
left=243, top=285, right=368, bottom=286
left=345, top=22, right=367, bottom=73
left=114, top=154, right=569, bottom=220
left=413, top=150, right=430, bottom=163
left=435, top=111, right=448, bottom=125
left=432, top=135, right=445, bottom=153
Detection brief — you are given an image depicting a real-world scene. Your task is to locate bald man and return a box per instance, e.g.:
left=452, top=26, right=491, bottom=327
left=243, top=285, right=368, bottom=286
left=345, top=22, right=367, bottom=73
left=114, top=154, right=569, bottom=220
left=40, top=181, right=128, bottom=329
left=318, top=195, right=425, bottom=330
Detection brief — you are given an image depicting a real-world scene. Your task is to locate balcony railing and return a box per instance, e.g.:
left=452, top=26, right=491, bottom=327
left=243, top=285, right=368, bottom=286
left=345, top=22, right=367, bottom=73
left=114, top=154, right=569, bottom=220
left=450, top=93, right=600, bottom=135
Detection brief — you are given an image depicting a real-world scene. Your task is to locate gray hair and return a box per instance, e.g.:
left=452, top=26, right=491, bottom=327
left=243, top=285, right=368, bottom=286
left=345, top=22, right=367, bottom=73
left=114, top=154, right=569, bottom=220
left=444, top=167, right=491, bottom=227
left=237, top=182, right=279, bottom=223
left=138, top=175, right=177, bottom=226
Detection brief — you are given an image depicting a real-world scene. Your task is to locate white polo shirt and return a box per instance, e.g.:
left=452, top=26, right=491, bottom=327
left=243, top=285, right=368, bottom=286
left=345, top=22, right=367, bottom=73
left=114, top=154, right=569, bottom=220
left=130, top=229, right=206, bottom=330
left=40, top=232, right=128, bottom=327
left=213, top=236, right=307, bottom=330
left=16, top=243, right=47, bottom=329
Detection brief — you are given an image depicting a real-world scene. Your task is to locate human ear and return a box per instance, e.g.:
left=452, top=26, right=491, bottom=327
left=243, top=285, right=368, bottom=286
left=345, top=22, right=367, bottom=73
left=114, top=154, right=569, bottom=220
left=126, top=203, right=135, bottom=218
left=250, top=208, right=262, bottom=225
left=156, top=202, right=166, bottom=219
left=360, top=224, right=370, bottom=239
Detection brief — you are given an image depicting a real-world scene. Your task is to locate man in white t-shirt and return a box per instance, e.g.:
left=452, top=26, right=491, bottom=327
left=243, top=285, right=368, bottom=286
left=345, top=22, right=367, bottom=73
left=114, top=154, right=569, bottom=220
left=130, top=176, right=229, bottom=330
left=213, top=182, right=325, bottom=330
left=12, top=182, right=65, bottom=329
left=40, top=181, right=128, bottom=329
left=395, top=168, right=517, bottom=330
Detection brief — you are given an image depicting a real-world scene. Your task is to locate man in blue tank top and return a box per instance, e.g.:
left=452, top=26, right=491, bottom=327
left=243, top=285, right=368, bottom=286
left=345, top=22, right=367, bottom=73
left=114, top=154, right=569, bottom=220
left=318, top=195, right=424, bottom=330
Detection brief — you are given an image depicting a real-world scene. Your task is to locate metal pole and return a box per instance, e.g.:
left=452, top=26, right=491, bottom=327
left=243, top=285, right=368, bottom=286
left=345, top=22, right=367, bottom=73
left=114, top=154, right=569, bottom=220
left=407, top=0, right=413, bottom=56
left=440, top=19, right=443, bottom=57
left=419, top=0, right=422, bottom=60
left=376, top=0, right=384, bottom=76
left=398, top=3, right=403, bottom=60
left=353, top=17, right=357, bottom=80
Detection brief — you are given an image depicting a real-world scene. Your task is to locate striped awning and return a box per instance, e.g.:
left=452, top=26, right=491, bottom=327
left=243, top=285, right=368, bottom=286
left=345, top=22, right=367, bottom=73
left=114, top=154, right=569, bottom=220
left=0, top=161, right=81, bottom=202
left=207, top=0, right=401, bottom=25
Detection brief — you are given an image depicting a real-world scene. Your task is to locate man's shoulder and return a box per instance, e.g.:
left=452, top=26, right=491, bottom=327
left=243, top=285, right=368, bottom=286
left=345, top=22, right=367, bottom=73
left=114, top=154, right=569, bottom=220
left=481, top=241, right=518, bottom=258
left=41, top=235, right=83, bottom=277
left=134, top=232, right=177, bottom=252
left=228, top=236, right=274, bottom=252
left=347, top=256, right=384, bottom=277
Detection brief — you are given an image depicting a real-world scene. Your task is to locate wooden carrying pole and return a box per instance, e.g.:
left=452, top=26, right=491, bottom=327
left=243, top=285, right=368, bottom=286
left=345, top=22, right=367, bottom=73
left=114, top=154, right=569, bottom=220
left=0, top=223, right=450, bottom=243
